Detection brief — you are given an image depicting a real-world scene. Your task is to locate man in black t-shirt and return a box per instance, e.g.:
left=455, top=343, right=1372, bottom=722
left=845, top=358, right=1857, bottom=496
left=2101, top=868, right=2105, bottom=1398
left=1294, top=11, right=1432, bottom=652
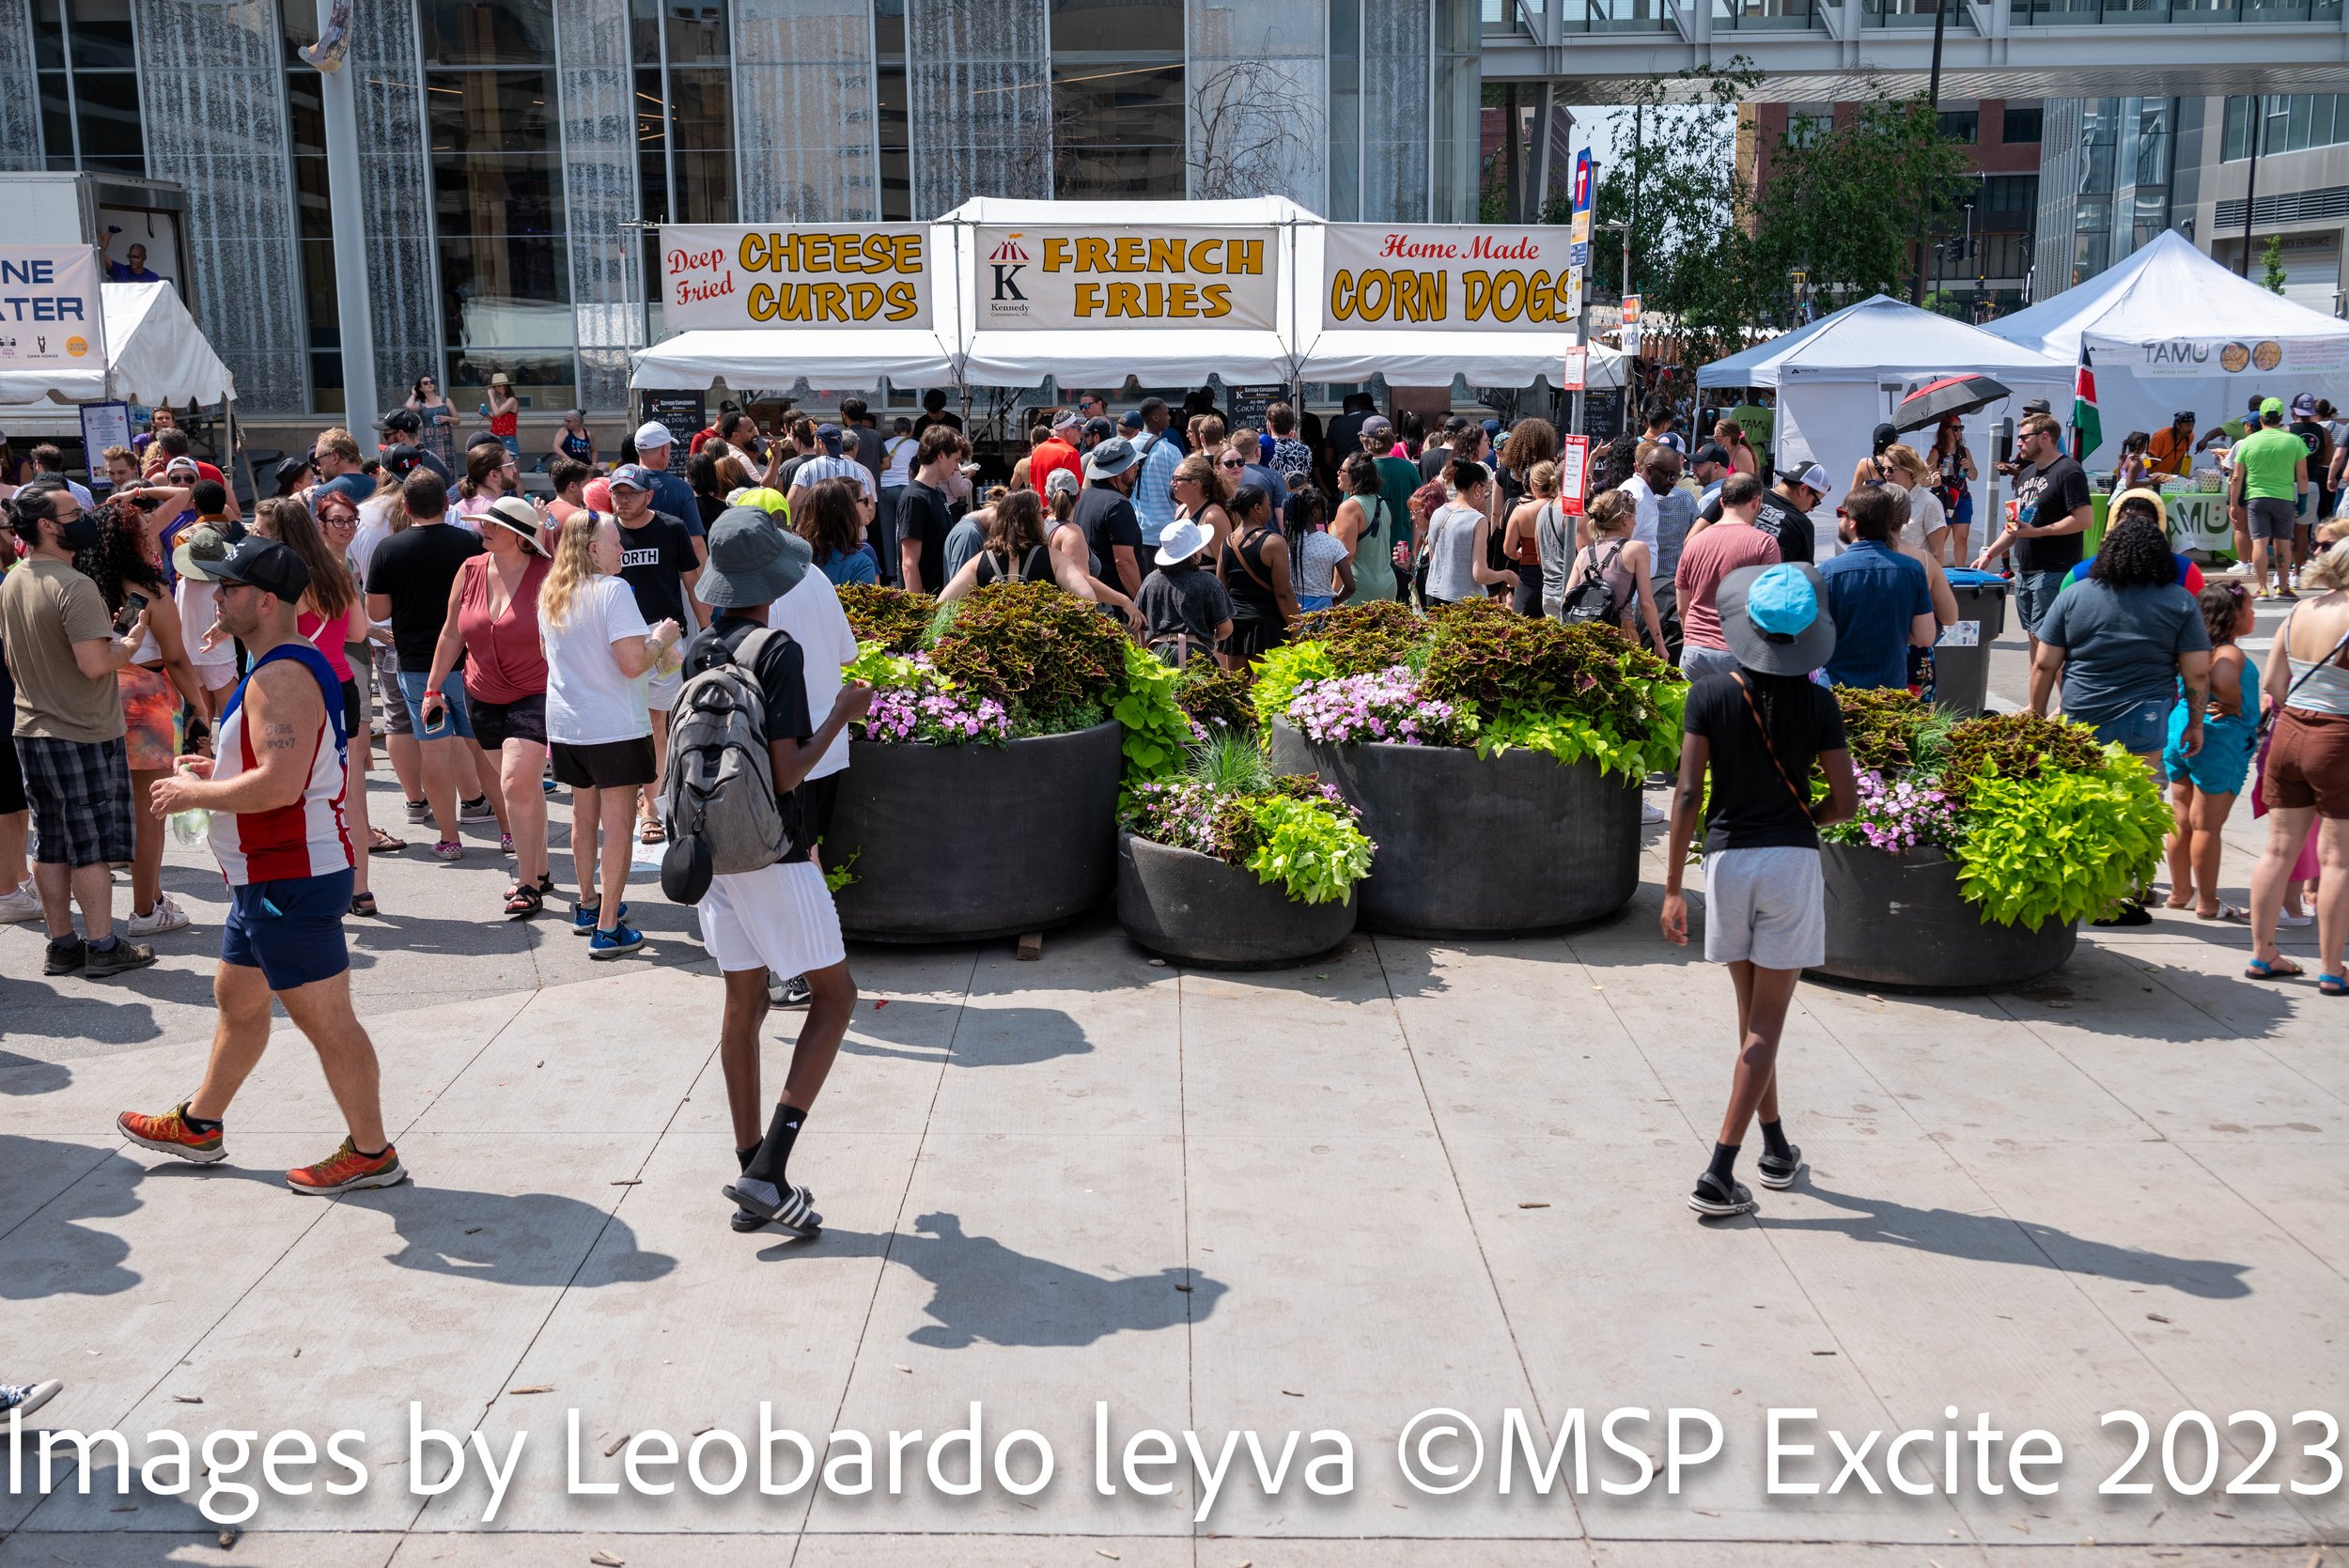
left=1972, top=413, right=2091, bottom=655
left=896, top=426, right=965, bottom=593
left=682, top=511, right=873, bottom=1240
left=1073, top=437, right=1146, bottom=596
left=611, top=463, right=704, bottom=829
left=363, top=468, right=485, bottom=850
left=1705, top=462, right=1825, bottom=565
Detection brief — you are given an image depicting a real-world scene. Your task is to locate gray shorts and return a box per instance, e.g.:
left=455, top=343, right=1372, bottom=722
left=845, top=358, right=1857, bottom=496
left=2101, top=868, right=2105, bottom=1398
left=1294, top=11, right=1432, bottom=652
left=369, top=642, right=411, bottom=737
left=2013, top=569, right=2068, bottom=638
left=1680, top=644, right=1738, bottom=681
left=2247, top=496, right=2299, bottom=542
left=1703, top=846, right=1826, bottom=970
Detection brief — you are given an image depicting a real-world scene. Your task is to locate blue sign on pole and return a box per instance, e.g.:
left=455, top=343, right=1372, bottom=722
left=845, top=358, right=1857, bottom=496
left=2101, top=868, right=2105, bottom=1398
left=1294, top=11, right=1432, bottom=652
left=1567, top=148, right=1595, bottom=272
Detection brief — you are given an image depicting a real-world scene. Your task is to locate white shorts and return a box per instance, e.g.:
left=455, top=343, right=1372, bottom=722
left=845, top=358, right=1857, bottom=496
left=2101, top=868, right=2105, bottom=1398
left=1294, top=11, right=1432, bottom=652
left=646, top=666, right=682, bottom=714
left=697, top=859, right=846, bottom=979
left=1703, top=846, right=1826, bottom=970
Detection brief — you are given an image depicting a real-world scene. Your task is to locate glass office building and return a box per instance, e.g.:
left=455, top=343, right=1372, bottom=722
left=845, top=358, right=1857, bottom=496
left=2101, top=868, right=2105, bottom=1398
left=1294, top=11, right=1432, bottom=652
left=0, top=0, right=1483, bottom=419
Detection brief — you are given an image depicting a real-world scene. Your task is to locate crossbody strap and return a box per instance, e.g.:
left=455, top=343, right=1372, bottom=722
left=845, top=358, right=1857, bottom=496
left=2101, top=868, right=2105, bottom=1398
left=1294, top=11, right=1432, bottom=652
left=2261, top=608, right=2349, bottom=741
left=1731, top=673, right=1812, bottom=815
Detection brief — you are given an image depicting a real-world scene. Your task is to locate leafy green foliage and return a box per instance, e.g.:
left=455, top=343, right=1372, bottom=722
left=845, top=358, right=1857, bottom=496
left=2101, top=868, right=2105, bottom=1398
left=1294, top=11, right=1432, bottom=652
left=1418, top=601, right=1687, bottom=779
left=1835, top=687, right=1937, bottom=775
left=1753, top=92, right=1975, bottom=318
left=1937, top=712, right=2108, bottom=809
left=1176, top=661, right=1258, bottom=734
left=1303, top=599, right=1424, bottom=676
left=2262, top=234, right=2289, bottom=295
left=1252, top=641, right=1337, bottom=730
left=926, top=582, right=1127, bottom=729
left=1194, top=726, right=1273, bottom=796
left=845, top=641, right=922, bottom=692
left=836, top=583, right=936, bottom=653
left=1243, top=793, right=1376, bottom=907
left=1954, top=752, right=2174, bottom=927
left=821, top=848, right=859, bottom=893
left=1112, top=640, right=1195, bottom=800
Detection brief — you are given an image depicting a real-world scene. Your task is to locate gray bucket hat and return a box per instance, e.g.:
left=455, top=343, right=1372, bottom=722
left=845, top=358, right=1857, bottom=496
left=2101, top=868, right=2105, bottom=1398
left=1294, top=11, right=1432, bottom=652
left=1717, top=562, right=1835, bottom=677
left=693, top=505, right=812, bottom=608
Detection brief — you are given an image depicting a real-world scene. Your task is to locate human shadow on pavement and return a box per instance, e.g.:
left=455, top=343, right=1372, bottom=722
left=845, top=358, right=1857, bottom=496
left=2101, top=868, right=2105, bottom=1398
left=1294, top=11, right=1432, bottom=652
left=1990, top=958, right=2297, bottom=1043
left=1, top=1047, right=73, bottom=1095
left=336, top=1184, right=677, bottom=1287
left=0, top=1133, right=143, bottom=1297
left=1766, top=1182, right=2253, bottom=1298
left=840, top=998, right=1095, bottom=1070
left=762, top=1210, right=1225, bottom=1349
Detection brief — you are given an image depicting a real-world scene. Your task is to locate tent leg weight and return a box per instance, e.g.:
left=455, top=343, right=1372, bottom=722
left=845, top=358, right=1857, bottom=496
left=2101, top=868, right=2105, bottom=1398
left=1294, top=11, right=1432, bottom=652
left=1017, top=932, right=1043, bottom=962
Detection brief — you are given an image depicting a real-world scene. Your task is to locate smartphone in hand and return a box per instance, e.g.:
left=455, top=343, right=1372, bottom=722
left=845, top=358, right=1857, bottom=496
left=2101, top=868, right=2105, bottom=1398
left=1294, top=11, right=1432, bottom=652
left=114, top=591, right=149, bottom=636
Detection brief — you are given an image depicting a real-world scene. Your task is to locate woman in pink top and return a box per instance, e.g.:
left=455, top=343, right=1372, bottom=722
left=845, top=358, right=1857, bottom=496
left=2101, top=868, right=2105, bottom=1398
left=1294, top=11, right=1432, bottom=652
left=257, top=496, right=384, bottom=914
left=422, top=496, right=553, bottom=918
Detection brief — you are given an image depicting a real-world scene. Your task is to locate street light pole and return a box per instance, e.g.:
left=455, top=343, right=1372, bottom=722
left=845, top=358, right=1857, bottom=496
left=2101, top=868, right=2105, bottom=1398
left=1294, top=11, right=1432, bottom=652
left=1909, top=0, right=1951, bottom=306
left=312, top=0, right=376, bottom=437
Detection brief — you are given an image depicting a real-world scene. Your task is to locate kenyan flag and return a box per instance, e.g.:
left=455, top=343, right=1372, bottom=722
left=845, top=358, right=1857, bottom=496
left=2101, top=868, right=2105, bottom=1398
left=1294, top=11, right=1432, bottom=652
left=2072, top=344, right=2102, bottom=462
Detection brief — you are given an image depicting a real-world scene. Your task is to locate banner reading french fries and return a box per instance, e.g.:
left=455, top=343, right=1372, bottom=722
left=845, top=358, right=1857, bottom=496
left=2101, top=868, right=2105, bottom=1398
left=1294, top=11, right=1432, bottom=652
left=972, top=225, right=1278, bottom=332
left=661, top=225, right=932, bottom=331
left=1323, top=225, right=1579, bottom=332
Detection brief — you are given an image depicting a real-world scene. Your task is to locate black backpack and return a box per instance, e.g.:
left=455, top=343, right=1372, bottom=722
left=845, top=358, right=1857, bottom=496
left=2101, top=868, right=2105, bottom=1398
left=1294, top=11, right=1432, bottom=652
left=1559, top=539, right=1626, bottom=628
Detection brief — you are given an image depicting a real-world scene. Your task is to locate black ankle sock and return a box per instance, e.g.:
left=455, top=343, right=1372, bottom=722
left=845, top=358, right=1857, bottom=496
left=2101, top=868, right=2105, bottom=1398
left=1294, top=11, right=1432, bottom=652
left=89, top=933, right=119, bottom=953
left=355, top=1145, right=389, bottom=1160
left=1759, top=1120, right=1793, bottom=1161
left=180, top=1104, right=222, bottom=1134
left=736, top=1145, right=757, bottom=1173
left=743, top=1104, right=807, bottom=1188
left=1706, top=1141, right=1741, bottom=1188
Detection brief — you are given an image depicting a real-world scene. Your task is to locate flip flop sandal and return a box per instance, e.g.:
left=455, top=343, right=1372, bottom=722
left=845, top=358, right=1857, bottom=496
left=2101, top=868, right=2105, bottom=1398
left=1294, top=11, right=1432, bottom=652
left=503, top=883, right=543, bottom=921
left=2244, top=955, right=2305, bottom=980
left=367, top=829, right=408, bottom=854
left=638, top=817, right=667, bottom=845
left=722, top=1180, right=821, bottom=1238
left=2320, top=974, right=2348, bottom=998
left=2212, top=903, right=2252, bottom=924
left=730, top=1186, right=822, bottom=1233
left=536, top=873, right=556, bottom=895
left=350, top=892, right=380, bottom=918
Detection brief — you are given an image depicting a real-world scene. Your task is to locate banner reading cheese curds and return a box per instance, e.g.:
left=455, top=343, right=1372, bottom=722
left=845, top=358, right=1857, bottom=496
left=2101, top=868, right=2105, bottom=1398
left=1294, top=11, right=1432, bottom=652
left=1322, top=225, right=1579, bottom=332
left=972, top=225, right=1278, bottom=332
left=661, top=225, right=931, bottom=331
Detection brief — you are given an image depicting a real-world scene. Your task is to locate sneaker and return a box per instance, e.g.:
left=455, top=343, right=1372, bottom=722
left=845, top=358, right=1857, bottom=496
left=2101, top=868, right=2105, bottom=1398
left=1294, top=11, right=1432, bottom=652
left=42, top=934, right=86, bottom=975
left=2091, top=900, right=2154, bottom=928
left=0, top=878, right=41, bottom=924
left=769, top=972, right=813, bottom=1007
left=0, top=1380, right=62, bottom=1421
left=541, top=776, right=559, bottom=795
left=405, top=798, right=430, bottom=825
left=587, top=921, right=645, bottom=959
left=459, top=795, right=495, bottom=822
left=1641, top=800, right=1669, bottom=825
left=2279, top=909, right=2315, bottom=928
left=117, top=1102, right=227, bottom=1164
left=1688, top=1170, right=1757, bottom=1218
left=1755, top=1143, right=1804, bottom=1190
left=572, top=900, right=626, bottom=936
left=431, top=840, right=462, bottom=862
left=124, top=893, right=190, bottom=938
left=286, top=1138, right=406, bottom=1195
left=500, top=833, right=514, bottom=856
left=83, top=939, right=156, bottom=979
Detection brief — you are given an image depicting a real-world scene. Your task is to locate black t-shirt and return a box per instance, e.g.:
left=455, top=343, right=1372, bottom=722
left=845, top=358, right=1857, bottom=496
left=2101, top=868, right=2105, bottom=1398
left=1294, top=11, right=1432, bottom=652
left=1686, top=672, right=1846, bottom=853
left=1324, top=410, right=1367, bottom=466
left=1071, top=483, right=1142, bottom=582
left=974, top=544, right=1056, bottom=587
left=616, top=510, right=698, bottom=629
left=2290, top=417, right=2332, bottom=477
left=1750, top=488, right=1816, bottom=565
left=910, top=411, right=965, bottom=442
left=681, top=614, right=816, bottom=862
left=366, top=521, right=484, bottom=671
left=1418, top=442, right=1453, bottom=483
left=899, top=479, right=954, bottom=592
left=2012, top=455, right=2092, bottom=574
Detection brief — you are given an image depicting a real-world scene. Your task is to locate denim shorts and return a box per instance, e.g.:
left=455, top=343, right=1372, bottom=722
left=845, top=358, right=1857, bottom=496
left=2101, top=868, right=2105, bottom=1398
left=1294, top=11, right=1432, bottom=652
left=2013, top=569, right=2069, bottom=638
left=397, top=668, right=476, bottom=741
left=2088, top=697, right=2170, bottom=757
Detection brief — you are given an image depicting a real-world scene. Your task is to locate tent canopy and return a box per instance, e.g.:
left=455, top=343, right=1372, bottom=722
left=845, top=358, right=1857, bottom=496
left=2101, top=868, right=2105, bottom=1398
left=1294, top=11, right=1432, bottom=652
left=0, top=281, right=234, bottom=407
left=1985, top=229, right=2349, bottom=361
left=1697, top=294, right=2068, bottom=389
left=630, top=327, right=957, bottom=396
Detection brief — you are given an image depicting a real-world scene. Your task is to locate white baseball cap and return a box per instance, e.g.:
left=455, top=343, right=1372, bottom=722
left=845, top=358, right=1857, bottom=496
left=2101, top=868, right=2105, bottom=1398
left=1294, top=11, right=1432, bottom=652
left=1792, top=462, right=1831, bottom=496
left=633, top=420, right=675, bottom=449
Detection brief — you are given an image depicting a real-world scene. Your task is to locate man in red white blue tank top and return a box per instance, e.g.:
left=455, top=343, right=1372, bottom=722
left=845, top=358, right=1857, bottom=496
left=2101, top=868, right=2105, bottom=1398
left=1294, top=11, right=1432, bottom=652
left=116, top=538, right=407, bottom=1195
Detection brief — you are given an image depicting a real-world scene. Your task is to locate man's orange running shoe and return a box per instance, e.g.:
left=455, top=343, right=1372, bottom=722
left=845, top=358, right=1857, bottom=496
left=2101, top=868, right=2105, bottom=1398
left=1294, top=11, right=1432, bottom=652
left=117, top=1103, right=226, bottom=1164
left=287, top=1139, right=407, bottom=1196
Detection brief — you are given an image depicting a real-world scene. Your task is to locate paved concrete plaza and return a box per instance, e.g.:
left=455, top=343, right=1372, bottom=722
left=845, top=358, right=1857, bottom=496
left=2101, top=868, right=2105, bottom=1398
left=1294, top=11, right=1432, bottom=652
left=2, top=609, right=2343, bottom=1567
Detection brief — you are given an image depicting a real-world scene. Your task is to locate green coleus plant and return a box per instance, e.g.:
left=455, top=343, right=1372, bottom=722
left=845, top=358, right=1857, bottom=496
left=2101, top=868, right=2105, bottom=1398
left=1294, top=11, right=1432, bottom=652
left=1121, top=732, right=1373, bottom=907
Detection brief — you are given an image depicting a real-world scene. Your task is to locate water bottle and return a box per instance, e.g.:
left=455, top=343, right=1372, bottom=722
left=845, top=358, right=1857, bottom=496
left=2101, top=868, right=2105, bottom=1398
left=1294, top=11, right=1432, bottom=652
left=168, top=809, right=210, bottom=848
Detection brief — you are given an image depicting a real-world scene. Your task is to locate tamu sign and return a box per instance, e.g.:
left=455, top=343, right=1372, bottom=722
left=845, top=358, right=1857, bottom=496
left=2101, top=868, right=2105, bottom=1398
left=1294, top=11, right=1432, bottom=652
left=972, top=226, right=1278, bottom=332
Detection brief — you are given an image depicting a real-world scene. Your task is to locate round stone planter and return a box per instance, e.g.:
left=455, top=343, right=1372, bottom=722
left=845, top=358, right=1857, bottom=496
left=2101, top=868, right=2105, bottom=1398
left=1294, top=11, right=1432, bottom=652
left=827, top=721, right=1122, bottom=942
left=1114, top=831, right=1359, bottom=969
left=1811, top=842, right=2077, bottom=992
left=1266, top=719, right=1641, bottom=938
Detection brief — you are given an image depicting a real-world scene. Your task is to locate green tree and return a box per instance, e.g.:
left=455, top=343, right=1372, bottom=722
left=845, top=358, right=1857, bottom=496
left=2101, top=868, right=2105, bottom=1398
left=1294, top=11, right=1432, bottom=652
left=2262, top=234, right=2289, bottom=294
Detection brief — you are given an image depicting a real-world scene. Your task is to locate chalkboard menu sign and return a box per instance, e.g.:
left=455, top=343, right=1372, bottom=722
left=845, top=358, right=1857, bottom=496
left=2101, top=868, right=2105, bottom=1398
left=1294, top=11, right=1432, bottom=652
left=1224, top=383, right=1287, bottom=430
left=1579, top=396, right=1623, bottom=446
left=639, top=391, right=706, bottom=453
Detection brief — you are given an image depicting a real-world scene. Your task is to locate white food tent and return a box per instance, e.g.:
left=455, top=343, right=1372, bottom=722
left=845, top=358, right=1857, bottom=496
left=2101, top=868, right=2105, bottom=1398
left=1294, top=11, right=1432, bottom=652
left=1699, top=293, right=2070, bottom=527
left=1983, top=230, right=2349, bottom=464
left=0, top=280, right=235, bottom=411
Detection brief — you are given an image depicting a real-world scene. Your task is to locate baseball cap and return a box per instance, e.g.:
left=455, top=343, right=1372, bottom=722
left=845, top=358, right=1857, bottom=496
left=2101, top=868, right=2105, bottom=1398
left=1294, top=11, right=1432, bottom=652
left=2292, top=393, right=2317, bottom=417
left=1084, top=416, right=1115, bottom=443
left=383, top=442, right=428, bottom=476
left=633, top=420, right=675, bottom=449
left=816, top=422, right=844, bottom=456
left=582, top=476, right=613, bottom=512
left=1044, top=468, right=1080, bottom=498
left=164, top=456, right=202, bottom=479
left=212, top=536, right=312, bottom=604
left=609, top=463, right=655, bottom=492
left=1118, top=410, right=1143, bottom=432
left=1792, top=462, right=1831, bottom=497
left=733, top=486, right=788, bottom=516
left=2261, top=396, right=2285, bottom=419
left=1361, top=415, right=1394, bottom=443
left=1693, top=442, right=1731, bottom=468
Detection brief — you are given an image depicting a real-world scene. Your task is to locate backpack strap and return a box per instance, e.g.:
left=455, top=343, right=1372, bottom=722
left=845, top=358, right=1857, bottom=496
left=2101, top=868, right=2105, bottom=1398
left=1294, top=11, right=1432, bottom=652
left=1730, top=672, right=1813, bottom=815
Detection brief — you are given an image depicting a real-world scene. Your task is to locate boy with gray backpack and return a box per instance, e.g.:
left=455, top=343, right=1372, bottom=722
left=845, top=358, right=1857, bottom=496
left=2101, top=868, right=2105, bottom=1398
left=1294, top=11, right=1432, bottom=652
left=661, top=508, right=873, bottom=1237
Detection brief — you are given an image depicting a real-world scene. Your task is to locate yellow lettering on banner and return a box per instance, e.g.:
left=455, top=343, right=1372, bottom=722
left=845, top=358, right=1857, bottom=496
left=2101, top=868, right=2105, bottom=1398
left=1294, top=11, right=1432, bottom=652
left=1190, top=240, right=1223, bottom=275
left=1044, top=238, right=1071, bottom=272
left=1149, top=238, right=1183, bottom=272
left=803, top=233, right=834, bottom=271
left=1202, top=282, right=1231, bottom=318
left=1073, top=281, right=1102, bottom=317
left=883, top=280, right=919, bottom=321
left=1105, top=280, right=1141, bottom=315
left=747, top=282, right=774, bottom=320
left=1166, top=282, right=1198, bottom=317
left=1231, top=239, right=1263, bottom=274
left=1329, top=272, right=1357, bottom=321
left=849, top=283, right=882, bottom=319
left=1114, top=236, right=1146, bottom=272
left=739, top=234, right=769, bottom=272
left=1076, top=236, right=1112, bottom=272
left=810, top=281, right=844, bottom=320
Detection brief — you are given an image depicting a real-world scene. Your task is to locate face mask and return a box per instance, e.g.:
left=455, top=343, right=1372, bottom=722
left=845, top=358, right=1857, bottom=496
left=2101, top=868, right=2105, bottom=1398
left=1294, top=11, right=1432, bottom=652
left=58, top=513, right=100, bottom=552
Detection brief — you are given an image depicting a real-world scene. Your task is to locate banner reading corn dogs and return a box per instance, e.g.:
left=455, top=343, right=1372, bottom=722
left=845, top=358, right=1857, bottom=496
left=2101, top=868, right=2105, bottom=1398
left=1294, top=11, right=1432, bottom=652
left=1323, top=225, right=1579, bottom=332
left=661, top=225, right=932, bottom=331
left=973, top=225, right=1278, bottom=332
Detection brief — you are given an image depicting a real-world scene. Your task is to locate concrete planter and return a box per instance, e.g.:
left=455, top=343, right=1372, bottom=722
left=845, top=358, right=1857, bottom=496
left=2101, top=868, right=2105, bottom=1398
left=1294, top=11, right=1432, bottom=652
left=1266, top=719, right=1641, bottom=937
left=828, top=721, right=1122, bottom=942
left=1114, top=831, right=1358, bottom=969
left=1812, top=842, right=2077, bottom=992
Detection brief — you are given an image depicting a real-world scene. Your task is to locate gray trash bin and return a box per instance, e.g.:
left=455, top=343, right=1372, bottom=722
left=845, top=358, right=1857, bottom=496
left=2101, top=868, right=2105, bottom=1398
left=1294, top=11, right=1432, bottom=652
left=1930, top=579, right=2009, bottom=717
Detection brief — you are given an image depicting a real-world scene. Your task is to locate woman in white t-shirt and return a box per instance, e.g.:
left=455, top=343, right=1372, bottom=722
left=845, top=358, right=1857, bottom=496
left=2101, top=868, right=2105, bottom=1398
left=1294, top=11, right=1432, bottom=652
left=1882, top=444, right=1952, bottom=562
left=538, top=511, right=681, bottom=955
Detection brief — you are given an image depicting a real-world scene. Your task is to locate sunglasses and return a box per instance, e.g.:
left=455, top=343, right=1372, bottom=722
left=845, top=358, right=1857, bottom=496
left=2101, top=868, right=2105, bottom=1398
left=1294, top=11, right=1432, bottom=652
left=1217, top=456, right=1245, bottom=469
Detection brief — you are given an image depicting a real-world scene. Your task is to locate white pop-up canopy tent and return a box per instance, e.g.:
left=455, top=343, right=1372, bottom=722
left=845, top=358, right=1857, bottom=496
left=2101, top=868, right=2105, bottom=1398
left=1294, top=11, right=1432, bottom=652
left=0, top=281, right=235, bottom=410
left=1699, top=293, right=2069, bottom=520
left=1983, top=230, right=2349, bottom=464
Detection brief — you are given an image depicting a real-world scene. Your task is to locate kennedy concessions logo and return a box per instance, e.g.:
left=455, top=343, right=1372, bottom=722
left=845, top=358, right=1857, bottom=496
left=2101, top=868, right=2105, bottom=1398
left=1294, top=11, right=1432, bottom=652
left=988, top=234, right=1032, bottom=314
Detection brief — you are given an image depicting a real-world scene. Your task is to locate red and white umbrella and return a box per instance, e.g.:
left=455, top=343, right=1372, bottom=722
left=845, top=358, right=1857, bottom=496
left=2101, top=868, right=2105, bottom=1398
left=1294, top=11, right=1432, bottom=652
left=1892, top=374, right=2012, bottom=434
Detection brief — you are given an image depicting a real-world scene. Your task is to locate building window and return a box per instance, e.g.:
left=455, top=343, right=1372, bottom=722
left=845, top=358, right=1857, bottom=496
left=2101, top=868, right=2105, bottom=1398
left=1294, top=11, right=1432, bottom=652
left=633, top=0, right=735, bottom=339
left=32, top=0, right=146, bottom=175
left=423, top=0, right=575, bottom=411
left=1050, top=0, right=1183, bottom=199
left=2224, top=93, right=2349, bottom=160
left=875, top=0, right=910, bottom=220
left=1429, top=0, right=1479, bottom=220
left=282, top=3, right=339, bottom=412
left=1937, top=108, right=1979, bottom=145
left=1329, top=0, right=1361, bottom=219
left=2000, top=101, right=2043, bottom=144
left=1784, top=104, right=1831, bottom=148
